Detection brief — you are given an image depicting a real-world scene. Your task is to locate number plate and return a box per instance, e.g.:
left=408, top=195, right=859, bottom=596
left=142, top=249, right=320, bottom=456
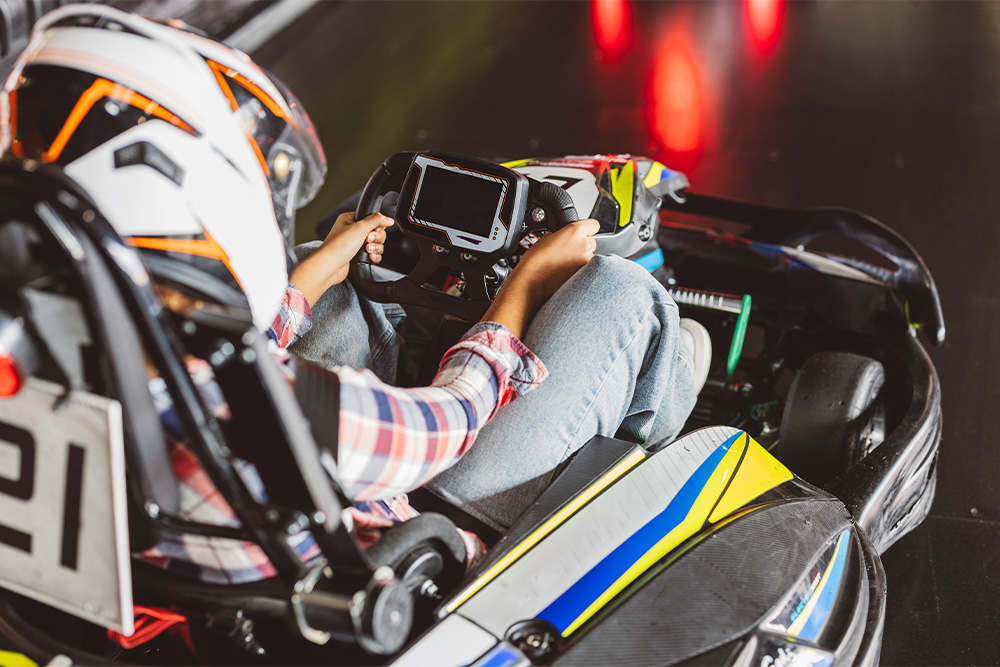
left=0, top=378, right=133, bottom=635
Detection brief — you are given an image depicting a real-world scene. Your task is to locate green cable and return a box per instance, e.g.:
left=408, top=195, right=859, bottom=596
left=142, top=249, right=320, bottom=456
left=727, top=294, right=752, bottom=380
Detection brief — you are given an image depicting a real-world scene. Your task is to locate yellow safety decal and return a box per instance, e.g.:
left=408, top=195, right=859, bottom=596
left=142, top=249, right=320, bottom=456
left=708, top=436, right=793, bottom=524
left=642, top=162, right=668, bottom=189
left=610, top=163, right=635, bottom=227
left=0, top=651, right=38, bottom=667
left=444, top=448, right=646, bottom=614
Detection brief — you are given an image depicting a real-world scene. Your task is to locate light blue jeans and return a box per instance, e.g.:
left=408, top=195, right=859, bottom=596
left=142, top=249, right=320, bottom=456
left=290, top=251, right=696, bottom=530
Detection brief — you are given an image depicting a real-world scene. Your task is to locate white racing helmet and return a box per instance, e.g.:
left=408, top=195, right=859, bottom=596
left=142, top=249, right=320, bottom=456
left=0, top=5, right=327, bottom=328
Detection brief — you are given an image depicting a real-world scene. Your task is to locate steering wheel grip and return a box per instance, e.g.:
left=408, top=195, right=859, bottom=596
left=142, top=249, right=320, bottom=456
left=356, top=151, right=415, bottom=222
left=531, top=180, right=580, bottom=228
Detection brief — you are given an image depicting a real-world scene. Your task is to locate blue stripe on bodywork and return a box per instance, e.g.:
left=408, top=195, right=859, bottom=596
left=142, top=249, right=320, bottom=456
left=537, top=432, right=740, bottom=633
left=798, top=530, right=851, bottom=641
left=472, top=643, right=522, bottom=667
left=634, top=248, right=665, bottom=272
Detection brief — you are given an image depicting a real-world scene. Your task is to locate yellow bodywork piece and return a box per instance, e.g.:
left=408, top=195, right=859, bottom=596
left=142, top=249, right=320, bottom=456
left=642, top=161, right=669, bottom=189
left=0, top=651, right=37, bottom=667
left=610, top=163, right=635, bottom=227
left=709, top=434, right=794, bottom=523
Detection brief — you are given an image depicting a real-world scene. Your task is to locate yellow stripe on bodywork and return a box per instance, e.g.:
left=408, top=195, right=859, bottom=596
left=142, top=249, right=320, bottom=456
left=0, top=651, right=37, bottom=667
left=610, top=164, right=635, bottom=227
left=563, top=433, right=792, bottom=636
left=444, top=449, right=646, bottom=613
left=708, top=436, right=793, bottom=524
left=501, top=158, right=536, bottom=170
left=642, top=162, right=669, bottom=189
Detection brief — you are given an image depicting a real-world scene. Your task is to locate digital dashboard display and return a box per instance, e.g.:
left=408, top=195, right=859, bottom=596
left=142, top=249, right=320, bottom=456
left=412, top=166, right=505, bottom=237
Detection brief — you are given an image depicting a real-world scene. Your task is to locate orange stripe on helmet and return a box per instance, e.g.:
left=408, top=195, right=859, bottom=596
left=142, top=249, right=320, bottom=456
left=206, top=59, right=240, bottom=113
left=128, top=231, right=242, bottom=288
left=7, top=89, right=23, bottom=159
left=246, top=132, right=271, bottom=177
left=205, top=59, right=273, bottom=177
left=228, top=70, right=289, bottom=122
left=206, top=59, right=288, bottom=121
left=42, top=78, right=196, bottom=163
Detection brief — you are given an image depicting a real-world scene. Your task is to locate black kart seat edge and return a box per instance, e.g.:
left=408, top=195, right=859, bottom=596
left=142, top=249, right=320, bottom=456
left=72, top=229, right=180, bottom=517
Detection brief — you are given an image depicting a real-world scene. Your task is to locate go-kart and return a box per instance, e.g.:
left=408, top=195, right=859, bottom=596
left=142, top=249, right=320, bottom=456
left=0, top=149, right=942, bottom=667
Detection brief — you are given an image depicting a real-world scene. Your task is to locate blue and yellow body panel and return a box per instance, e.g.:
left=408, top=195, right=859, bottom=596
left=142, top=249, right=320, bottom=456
left=538, top=430, right=792, bottom=635
left=443, top=428, right=794, bottom=639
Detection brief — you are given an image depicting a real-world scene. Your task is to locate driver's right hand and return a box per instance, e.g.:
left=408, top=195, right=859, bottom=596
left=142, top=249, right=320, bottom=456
left=511, top=219, right=600, bottom=304
left=481, top=219, right=599, bottom=339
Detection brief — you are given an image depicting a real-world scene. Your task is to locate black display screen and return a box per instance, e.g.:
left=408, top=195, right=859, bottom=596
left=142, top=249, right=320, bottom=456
left=412, top=166, right=504, bottom=237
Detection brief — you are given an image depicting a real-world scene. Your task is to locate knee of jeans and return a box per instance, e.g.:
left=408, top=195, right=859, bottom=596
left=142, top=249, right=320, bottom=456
left=582, top=255, right=673, bottom=305
left=587, top=254, right=654, bottom=282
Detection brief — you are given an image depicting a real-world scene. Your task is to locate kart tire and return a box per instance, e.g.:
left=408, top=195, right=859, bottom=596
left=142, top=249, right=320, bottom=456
left=777, top=352, right=886, bottom=485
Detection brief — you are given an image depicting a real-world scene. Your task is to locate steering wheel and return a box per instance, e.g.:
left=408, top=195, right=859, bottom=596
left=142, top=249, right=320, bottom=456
left=348, top=152, right=579, bottom=322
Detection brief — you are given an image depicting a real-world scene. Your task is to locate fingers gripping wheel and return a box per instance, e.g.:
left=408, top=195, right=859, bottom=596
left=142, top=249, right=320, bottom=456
left=348, top=152, right=578, bottom=321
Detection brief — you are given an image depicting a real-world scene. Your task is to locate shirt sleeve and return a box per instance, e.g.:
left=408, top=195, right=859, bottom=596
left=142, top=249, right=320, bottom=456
left=267, top=284, right=313, bottom=348
left=336, top=322, right=548, bottom=501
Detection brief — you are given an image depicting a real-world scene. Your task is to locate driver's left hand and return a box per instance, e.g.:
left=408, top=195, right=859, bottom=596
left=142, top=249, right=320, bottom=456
left=289, top=211, right=394, bottom=306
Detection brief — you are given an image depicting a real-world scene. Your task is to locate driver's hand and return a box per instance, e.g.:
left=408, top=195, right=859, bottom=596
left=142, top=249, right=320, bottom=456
left=512, top=219, right=600, bottom=302
left=289, top=211, right=394, bottom=306
left=481, top=219, right=599, bottom=339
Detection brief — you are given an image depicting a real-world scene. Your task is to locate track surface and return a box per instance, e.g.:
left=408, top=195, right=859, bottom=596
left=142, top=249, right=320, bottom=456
left=256, top=2, right=999, bottom=664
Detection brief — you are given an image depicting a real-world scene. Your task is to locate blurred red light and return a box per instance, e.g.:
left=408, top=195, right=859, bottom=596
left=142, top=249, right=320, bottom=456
left=647, top=34, right=705, bottom=154
left=0, top=353, right=21, bottom=398
left=592, top=0, right=632, bottom=63
left=746, top=0, right=784, bottom=53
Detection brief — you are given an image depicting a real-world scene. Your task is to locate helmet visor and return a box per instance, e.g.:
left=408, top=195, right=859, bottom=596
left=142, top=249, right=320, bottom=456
left=269, top=75, right=326, bottom=209
left=225, top=69, right=326, bottom=243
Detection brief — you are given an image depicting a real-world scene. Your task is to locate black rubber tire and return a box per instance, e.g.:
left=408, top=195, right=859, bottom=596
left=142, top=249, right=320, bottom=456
left=777, top=352, right=886, bottom=485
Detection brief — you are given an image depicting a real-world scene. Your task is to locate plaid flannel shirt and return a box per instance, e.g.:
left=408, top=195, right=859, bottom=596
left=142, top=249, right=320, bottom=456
left=140, top=285, right=547, bottom=584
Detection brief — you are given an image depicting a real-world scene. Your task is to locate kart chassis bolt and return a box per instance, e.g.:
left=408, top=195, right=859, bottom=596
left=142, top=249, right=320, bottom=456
left=419, top=580, right=440, bottom=598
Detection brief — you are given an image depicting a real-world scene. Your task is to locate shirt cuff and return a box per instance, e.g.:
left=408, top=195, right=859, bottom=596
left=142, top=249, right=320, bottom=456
left=268, top=283, right=314, bottom=348
left=455, top=321, right=548, bottom=398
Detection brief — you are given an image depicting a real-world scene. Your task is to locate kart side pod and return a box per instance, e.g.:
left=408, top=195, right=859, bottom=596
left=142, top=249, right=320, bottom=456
left=393, top=427, right=881, bottom=667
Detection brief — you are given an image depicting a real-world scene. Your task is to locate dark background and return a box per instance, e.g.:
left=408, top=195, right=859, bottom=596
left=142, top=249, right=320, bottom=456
left=254, top=2, right=999, bottom=663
